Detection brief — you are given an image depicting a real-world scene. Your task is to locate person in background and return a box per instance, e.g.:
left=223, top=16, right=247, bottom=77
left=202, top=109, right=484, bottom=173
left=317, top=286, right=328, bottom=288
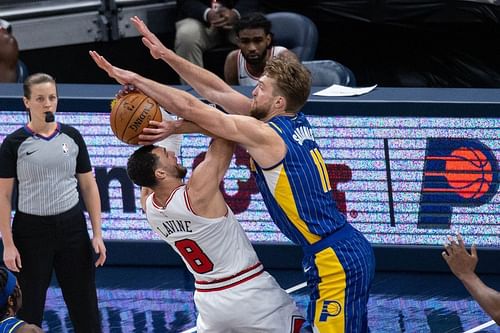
left=90, top=16, right=375, bottom=332
left=175, top=0, right=258, bottom=81
left=0, top=73, right=106, bottom=332
left=126, top=136, right=305, bottom=332
left=442, top=233, right=500, bottom=324
left=0, top=267, right=44, bottom=332
left=224, top=12, right=297, bottom=86
left=0, top=18, right=19, bottom=83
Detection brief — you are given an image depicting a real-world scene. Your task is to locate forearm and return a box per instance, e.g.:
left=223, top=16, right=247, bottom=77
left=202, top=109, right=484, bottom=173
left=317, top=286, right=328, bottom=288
left=176, top=120, right=219, bottom=137
left=0, top=201, right=14, bottom=247
left=132, top=75, right=204, bottom=122
left=209, top=138, right=236, bottom=178
left=461, top=273, right=500, bottom=324
left=80, top=181, right=103, bottom=238
left=160, top=48, right=235, bottom=106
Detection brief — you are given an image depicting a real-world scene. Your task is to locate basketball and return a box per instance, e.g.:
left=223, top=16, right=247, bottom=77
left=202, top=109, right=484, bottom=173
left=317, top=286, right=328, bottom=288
left=110, top=92, right=162, bottom=145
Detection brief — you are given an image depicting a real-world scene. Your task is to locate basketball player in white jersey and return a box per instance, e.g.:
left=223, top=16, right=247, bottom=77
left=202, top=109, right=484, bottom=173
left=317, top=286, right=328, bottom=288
left=126, top=134, right=305, bottom=332
left=224, top=12, right=297, bottom=86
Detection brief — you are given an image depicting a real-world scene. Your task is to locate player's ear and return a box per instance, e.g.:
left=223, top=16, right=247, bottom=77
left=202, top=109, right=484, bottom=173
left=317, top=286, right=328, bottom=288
left=154, top=167, right=166, bottom=179
left=274, top=95, right=286, bottom=110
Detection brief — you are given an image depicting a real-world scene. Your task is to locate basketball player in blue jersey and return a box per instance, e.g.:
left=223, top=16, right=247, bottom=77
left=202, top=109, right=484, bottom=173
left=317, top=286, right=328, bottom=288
left=89, top=16, right=376, bottom=333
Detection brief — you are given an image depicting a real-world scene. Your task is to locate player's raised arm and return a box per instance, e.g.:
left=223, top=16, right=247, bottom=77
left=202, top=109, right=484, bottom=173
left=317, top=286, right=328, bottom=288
left=89, top=50, right=282, bottom=167
left=130, top=16, right=251, bottom=115
left=186, top=138, right=236, bottom=217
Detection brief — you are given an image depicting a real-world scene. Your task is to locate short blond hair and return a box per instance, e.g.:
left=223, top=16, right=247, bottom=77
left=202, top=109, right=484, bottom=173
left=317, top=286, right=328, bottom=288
left=263, top=56, right=311, bottom=113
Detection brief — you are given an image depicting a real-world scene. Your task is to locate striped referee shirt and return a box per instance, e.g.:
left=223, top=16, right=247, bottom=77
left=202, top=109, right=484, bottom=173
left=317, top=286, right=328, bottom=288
left=0, top=123, right=92, bottom=216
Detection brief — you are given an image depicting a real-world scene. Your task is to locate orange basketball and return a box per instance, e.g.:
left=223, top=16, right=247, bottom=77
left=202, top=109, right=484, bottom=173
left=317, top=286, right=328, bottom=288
left=110, top=92, right=162, bottom=145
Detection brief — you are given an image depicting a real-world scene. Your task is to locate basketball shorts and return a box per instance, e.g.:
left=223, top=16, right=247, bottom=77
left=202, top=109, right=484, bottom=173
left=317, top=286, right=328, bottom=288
left=194, top=270, right=305, bottom=332
left=302, top=223, right=376, bottom=333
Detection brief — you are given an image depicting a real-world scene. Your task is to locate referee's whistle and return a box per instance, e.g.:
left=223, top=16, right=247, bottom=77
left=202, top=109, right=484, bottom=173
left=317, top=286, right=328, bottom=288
left=44, top=111, right=55, bottom=123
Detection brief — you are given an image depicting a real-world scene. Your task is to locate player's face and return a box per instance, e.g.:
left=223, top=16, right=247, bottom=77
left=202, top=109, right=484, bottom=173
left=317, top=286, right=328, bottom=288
left=237, top=28, right=271, bottom=66
left=23, top=82, right=58, bottom=123
left=154, top=147, right=187, bottom=179
left=250, top=76, right=278, bottom=120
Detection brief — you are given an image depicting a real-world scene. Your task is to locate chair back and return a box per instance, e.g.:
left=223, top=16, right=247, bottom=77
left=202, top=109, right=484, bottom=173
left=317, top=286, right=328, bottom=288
left=266, top=12, right=318, bottom=61
left=302, top=60, right=357, bottom=87
left=16, top=59, right=29, bottom=83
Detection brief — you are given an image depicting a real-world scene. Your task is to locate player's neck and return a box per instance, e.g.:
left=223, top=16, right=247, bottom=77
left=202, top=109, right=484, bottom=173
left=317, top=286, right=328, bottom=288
left=153, top=180, right=183, bottom=206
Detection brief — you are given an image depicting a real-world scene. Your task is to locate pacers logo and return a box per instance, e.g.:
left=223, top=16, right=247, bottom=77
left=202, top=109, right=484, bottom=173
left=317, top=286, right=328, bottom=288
left=319, top=300, right=342, bottom=321
left=418, top=138, right=498, bottom=228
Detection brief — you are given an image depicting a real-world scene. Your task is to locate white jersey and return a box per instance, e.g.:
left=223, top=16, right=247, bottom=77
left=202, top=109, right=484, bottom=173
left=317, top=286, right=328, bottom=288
left=146, top=184, right=261, bottom=289
left=237, top=46, right=287, bottom=86
left=146, top=185, right=305, bottom=332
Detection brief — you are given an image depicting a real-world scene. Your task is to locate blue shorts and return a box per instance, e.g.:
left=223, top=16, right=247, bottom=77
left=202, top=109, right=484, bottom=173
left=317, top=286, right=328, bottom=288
left=302, top=223, right=375, bottom=333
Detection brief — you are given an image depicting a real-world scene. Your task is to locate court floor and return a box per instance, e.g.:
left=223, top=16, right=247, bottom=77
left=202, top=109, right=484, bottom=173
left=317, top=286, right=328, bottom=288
left=39, top=266, right=499, bottom=333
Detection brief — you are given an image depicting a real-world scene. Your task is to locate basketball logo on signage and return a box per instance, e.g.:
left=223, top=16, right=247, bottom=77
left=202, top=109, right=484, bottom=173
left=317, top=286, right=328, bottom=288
left=418, top=138, right=498, bottom=229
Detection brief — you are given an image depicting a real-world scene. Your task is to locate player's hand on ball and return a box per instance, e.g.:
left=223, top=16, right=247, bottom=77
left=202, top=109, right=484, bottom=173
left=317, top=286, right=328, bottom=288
left=116, top=84, right=141, bottom=100
left=138, top=119, right=183, bottom=146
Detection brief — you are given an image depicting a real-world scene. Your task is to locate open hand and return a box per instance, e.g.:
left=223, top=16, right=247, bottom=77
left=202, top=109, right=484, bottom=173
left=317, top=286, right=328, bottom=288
left=89, top=50, right=137, bottom=85
left=131, top=16, right=169, bottom=60
left=442, top=233, right=478, bottom=280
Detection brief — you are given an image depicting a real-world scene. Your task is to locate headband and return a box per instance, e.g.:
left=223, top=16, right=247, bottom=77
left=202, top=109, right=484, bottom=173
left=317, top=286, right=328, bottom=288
left=0, top=268, right=16, bottom=307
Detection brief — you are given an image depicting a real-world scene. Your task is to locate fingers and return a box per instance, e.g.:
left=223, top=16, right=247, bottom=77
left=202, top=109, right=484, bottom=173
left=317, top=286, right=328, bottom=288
left=470, top=244, right=478, bottom=258
left=5, top=260, right=19, bottom=272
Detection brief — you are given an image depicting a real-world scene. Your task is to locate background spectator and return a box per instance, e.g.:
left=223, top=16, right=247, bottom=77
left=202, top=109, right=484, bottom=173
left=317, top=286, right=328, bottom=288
left=174, top=0, right=258, bottom=83
left=0, top=19, right=19, bottom=83
left=224, top=12, right=297, bottom=85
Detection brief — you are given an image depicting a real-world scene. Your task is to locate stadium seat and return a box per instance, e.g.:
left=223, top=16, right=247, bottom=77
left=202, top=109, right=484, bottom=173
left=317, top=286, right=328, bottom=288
left=16, top=59, right=29, bottom=83
left=266, top=12, right=318, bottom=61
left=302, top=60, right=357, bottom=87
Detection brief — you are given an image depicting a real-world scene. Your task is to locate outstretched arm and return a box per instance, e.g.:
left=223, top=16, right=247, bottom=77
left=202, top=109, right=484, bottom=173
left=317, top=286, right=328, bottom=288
left=187, top=138, right=236, bottom=218
left=442, top=234, right=500, bottom=324
left=130, top=16, right=251, bottom=115
left=89, top=50, right=284, bottom=167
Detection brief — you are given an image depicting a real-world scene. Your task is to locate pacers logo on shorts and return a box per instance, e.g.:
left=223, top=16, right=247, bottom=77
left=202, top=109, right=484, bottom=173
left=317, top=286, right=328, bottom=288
left=319, top=300, right=342, bottom=321
left=418, top=138, right=498, bottom=229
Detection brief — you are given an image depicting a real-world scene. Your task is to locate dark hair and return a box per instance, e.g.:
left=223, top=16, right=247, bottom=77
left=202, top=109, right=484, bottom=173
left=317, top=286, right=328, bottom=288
left=264, top=55, right=311, bottom=113
left=0, top=268, right=19, bottom=318
left=23, top=72, right=56, bottom=98
left=234, top=12, right=272, bottom=36
left=127, top=145, right=159, bottom=188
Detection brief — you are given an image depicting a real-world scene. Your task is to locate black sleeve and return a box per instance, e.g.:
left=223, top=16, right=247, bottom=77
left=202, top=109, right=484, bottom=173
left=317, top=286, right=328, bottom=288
left=0, top=129, right=24, bottom=179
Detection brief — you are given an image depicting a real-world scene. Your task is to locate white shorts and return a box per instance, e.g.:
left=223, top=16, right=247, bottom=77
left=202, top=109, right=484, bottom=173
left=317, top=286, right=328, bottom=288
left=194, top=271, right=304, bottom=332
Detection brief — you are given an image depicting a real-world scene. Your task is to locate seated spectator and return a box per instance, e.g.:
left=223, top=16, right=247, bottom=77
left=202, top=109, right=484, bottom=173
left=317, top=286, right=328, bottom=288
left=442, top=234, right=500, bottom=324
left=0, top=19, right=19, bottom=83
left=0, top=267, right=44, bottom=332
left=224, top=12, right=298, bottom=86
left=175, top=0, right=258, bottom=83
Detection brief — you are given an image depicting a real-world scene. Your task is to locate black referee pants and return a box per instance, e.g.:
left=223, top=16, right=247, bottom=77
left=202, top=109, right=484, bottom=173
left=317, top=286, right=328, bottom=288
left=12, top=205, right=101, bottom=332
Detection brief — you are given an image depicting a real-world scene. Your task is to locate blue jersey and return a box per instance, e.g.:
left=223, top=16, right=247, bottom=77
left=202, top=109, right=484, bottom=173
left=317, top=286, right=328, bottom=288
left=0, top=317, right=25, bottom=332
left=252, top=113, right=347, bottom=247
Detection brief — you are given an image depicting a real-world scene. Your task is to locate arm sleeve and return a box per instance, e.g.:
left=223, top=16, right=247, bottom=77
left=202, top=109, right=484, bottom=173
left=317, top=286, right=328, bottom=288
left=0, top=135, right=19, bottom=179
